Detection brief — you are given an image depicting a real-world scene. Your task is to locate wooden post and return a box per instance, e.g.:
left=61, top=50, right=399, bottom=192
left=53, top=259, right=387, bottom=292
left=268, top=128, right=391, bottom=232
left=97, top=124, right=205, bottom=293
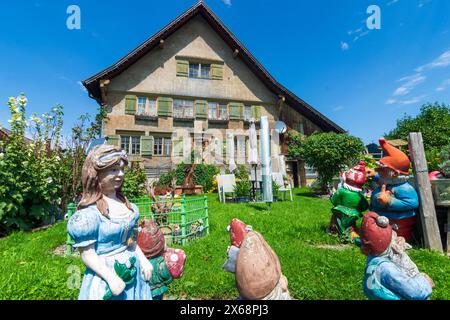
left=408, top=132, right=443, bottom=252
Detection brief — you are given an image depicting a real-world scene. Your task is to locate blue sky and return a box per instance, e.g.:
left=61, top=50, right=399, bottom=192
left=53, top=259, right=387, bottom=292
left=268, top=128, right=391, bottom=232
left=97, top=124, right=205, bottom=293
left=0, top=0, right=449, bottom=144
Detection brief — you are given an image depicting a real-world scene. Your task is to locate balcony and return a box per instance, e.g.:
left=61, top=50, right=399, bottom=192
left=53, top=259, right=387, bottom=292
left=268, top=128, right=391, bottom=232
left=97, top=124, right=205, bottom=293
left=173, top=107, right=194, bottom=120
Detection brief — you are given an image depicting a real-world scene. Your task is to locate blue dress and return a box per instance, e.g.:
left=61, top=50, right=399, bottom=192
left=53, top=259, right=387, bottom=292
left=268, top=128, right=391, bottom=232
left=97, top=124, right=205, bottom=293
left=67, top=203, right=152, bottom=300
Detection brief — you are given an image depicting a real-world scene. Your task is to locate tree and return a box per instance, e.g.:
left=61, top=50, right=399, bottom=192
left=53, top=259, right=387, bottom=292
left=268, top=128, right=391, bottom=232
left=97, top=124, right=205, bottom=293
left=385, top=103, right=450, bottom=171
left=291, top=132, right=365, bottom=193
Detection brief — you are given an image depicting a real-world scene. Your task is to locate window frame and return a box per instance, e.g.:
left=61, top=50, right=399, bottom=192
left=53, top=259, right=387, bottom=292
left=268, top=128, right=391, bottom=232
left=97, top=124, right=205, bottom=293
left=173, top=99, right=194, bottom=119
left=189, top=62, right=211, bottom=79
left=208, top=102, right=228, bottom=120
left=120, top=135, right=141, bottom=155
left=153, top=136, right=172, bottom=157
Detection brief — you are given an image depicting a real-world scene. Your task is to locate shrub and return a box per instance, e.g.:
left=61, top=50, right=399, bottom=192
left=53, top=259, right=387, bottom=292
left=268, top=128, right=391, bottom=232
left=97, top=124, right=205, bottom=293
left=193, top=164, right=220, bottom=193
left=439, top=144, right=450, bottom=177
left=122, top=165, right=148, bottom=199
left=234, top=179, right=251, bottom=197
left=235, top=164, right=249, bottom=181
left=0, top=95, right=65, bottom=235
left=297, top=132, right=365, bottom=193
left=158, top=170, right=176, bottom=188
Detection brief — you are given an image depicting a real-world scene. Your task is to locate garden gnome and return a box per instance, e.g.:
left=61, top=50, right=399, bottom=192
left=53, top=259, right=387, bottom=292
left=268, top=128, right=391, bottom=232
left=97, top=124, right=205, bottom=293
left=67, top=145, right=153, bottom=300
left=328, top=161, right=369, bottom=243
left=360, top=212, right=434, bottom=300
left=223, top=218, right=293, bottom=300
left=370, top=138, right=419, bottom=241
left=137, top=219, right=186, bottom=300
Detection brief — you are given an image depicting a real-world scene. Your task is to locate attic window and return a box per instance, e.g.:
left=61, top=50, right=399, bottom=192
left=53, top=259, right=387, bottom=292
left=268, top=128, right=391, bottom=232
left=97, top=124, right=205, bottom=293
left=189, top=63, right=211, bottom=79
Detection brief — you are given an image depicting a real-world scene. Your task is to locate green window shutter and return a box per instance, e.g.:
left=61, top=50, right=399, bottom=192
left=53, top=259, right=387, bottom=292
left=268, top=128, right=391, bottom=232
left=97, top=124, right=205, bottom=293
left=176, top=60, right=189, bottom=77
left=229, top=103, right=243, bottom=120
left=251, top=105, right=262, bottom=120
left=157, top=97, right=173, bottom=117
left=195, top=100, right=207, bottom=119
left=174, top=139, right=183, bottom=157
left=125, top=95, right=137, bottom=115
left=211, top=64, right=224, bottom=80
left=107, top=135, right=120, bottom=147
left=141, top=136, right=154, bottom=156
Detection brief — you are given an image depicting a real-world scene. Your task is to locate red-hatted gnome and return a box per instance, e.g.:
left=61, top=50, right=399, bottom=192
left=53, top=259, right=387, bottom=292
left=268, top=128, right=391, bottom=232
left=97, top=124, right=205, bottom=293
left=328, top=161, right=369, bottom=243
left=370, top=139, right=419, bottom=241
left=360, top=212, right=434, bottom=300
left=137, top=219, right=186, bottom=300
left=223, top=218, right=293, bottom=300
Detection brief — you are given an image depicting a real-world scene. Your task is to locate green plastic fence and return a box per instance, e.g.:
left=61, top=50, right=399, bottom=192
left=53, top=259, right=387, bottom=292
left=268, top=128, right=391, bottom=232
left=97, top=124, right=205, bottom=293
left=65, top=195, right=209, bottom=256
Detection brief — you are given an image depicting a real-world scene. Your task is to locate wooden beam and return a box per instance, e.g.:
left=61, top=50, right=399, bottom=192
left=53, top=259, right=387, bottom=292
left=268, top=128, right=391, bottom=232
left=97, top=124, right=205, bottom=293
left=159, top=39, right=165, bottom=49
left=233, top=48, right=239, bottom=58
left=408, top=132, right=443, bottom=253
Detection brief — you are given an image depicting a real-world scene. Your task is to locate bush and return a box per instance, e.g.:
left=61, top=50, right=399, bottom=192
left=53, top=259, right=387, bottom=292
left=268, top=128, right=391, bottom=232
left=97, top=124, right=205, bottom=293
left=439, top=144, right=450, bottom=177
left=158, top=170, right=176, bottom=188
left=297, top=132, right=365, bottom=193
left=122, top=165, right=148, bottom=199
left=193, top=164, right=220, bottom=193
left=0, top=95, right=66, bottom=235
left=234, top=179, right=251, bottom=197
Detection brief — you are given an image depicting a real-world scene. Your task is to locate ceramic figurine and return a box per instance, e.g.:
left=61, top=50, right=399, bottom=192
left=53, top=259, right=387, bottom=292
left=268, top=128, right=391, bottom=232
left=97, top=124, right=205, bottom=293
left=67, top=145, right=153, bottom=300
left=223, top=219, right=292, bottom=300
left=360, top=212, right=434, bottom=300
left=328, top=161, right=369, bottom=243
left=370, top=138, right=419, bottom=241
left=137, top=219, right=186, bottom=300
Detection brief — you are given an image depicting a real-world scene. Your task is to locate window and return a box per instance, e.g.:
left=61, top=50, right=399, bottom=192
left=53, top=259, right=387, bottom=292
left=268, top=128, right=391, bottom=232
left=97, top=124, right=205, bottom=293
left=136, top=97, right=157, bottom=117
left=189, top=63, right=211, bottom=79
left=244, top=105, right=252, bottom=121
left=208, top=102, right=228, bottom=120
left=137, top=97, right=146, bottom=115
left=148, top=99, right=157, bottom=116
left=173, top=99, right=194, bottom=118
left=121, top=136, right=141, bottom=155
left=164, top=138, right=172, bottom=156
left=153, top=137, right=172, bottom=156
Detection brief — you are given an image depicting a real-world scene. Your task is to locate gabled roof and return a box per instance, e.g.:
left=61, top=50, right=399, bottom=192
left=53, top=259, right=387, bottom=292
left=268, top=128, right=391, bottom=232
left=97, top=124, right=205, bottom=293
left=82, top=1, right=345, bottom=133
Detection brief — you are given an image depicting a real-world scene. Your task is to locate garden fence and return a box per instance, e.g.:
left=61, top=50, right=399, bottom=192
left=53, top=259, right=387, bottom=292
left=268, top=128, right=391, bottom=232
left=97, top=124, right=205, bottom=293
left=66, top=195, right=209, bottom=255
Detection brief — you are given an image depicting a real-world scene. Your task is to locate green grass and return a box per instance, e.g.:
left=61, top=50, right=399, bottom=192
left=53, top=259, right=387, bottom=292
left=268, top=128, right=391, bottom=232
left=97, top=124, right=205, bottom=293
left=0, top=188, right=448, bottom=300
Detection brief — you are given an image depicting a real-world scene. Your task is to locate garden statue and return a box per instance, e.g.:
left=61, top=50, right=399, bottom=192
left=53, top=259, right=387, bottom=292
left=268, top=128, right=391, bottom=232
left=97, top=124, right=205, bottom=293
left=360, top=212, right=434, bottom=300
left=67, top=145, right=153, bottom=300
left=223, top=218, right=293, bottom=300
left=328, top=161, right=369, bottom=243
left=370, top=138, right=419, bottom=241
left=137, top=219, right=186, bottom=300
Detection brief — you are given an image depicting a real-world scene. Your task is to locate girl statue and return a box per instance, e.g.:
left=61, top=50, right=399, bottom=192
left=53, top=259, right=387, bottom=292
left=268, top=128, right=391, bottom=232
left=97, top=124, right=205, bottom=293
left=67, top=145, right=153, bottom=300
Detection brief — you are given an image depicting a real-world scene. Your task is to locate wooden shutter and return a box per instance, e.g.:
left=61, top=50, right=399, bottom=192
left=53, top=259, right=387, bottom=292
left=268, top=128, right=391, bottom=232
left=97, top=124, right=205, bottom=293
left=140, top=136, right=154, bottom=157
left=251, top=105, right=262, bottom=120
left=195, top=100, right=207, bottom=119
left=124, top=95, right=137, bottom=115
left=176, top=60, right=189, bottom=77
left=211, top=64, right=223, bottom=80
left=107, top=135, right=120, bottom=147
left=157, top=97, right=173, bottom=117
left=222, top=139, right=227, bottom=163
left=229, top=103, right=243, bottom=120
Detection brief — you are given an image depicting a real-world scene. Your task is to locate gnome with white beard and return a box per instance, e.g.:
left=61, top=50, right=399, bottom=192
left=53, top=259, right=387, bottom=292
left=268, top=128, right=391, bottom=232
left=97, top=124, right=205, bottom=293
left=223, top=218, right=292, bottom=300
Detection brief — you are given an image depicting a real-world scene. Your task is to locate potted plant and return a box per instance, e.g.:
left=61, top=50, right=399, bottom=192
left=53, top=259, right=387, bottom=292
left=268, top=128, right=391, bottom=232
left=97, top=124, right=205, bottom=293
left=234, top=179, right=251, bottom=203
left=272, top=180, right=280, bottom=202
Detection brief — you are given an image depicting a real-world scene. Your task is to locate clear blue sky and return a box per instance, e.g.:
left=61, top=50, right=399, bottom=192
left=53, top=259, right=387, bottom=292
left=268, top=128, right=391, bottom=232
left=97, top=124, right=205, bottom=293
left=1, top=0, right=449, bottom=144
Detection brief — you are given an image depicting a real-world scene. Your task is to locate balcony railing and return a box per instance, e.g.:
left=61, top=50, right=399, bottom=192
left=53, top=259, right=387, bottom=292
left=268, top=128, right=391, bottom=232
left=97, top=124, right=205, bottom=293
left=173, top=107, right=194, bottom=119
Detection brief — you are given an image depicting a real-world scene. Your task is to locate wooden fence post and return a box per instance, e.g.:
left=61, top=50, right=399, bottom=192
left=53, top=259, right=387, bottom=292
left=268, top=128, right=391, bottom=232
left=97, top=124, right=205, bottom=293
left=408, top=132, right=443, bottom=253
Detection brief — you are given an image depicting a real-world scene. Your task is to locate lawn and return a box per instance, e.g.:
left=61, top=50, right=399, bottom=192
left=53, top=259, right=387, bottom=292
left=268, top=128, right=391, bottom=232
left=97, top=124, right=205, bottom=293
left=0, top=188, right=449, bottom=300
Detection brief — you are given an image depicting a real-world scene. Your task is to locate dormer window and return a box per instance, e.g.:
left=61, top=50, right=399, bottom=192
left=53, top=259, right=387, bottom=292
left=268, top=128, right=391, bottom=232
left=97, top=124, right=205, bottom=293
left=189, top=63, right=211, bottom=79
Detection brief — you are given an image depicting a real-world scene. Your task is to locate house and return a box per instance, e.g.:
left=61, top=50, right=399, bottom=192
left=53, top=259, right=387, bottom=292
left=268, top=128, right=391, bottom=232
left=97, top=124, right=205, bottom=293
left=82, top=1, right=345, bottom=187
